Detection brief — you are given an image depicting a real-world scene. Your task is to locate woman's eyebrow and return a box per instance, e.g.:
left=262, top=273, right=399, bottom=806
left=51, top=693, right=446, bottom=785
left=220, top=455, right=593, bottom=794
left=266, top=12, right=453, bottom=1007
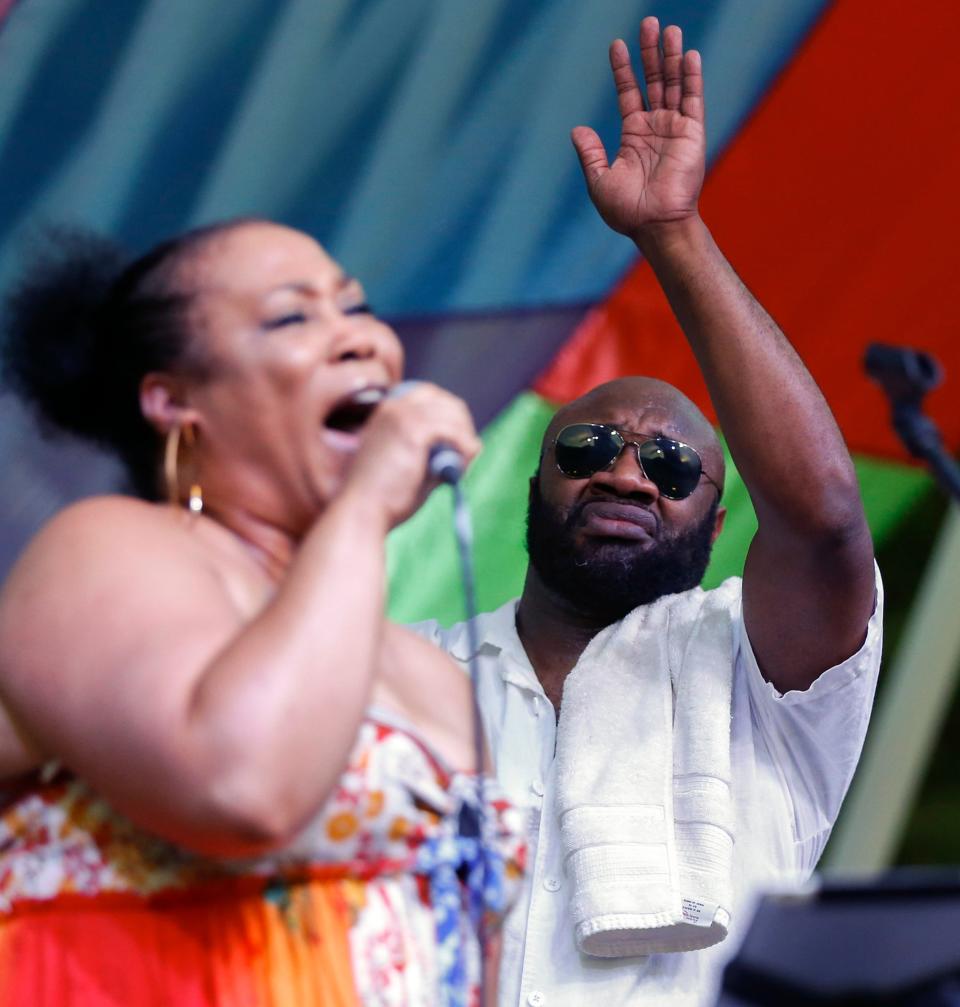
left=264, top=281, right=318, bottom=298
left=262, top=275, right=363, bottom=302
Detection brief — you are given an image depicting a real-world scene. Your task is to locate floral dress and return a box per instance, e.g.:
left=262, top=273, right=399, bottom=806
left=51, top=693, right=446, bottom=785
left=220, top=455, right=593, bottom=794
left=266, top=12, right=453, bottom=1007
left=0, top=709, right=527, bottom=1006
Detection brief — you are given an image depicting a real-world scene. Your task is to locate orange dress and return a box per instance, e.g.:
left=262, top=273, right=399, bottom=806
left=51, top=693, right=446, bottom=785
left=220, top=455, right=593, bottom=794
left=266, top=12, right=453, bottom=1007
left=0, top=711, right=526, bottom=1006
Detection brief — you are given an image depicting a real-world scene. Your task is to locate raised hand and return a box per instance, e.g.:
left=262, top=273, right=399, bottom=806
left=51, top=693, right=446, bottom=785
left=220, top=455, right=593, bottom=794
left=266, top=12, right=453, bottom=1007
left=571, top=17, right=706, bottom=242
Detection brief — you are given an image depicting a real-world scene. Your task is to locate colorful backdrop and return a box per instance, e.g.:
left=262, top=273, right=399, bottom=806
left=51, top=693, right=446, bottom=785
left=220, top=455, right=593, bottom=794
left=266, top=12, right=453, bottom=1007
left=1, top=0, right=958, bottom=865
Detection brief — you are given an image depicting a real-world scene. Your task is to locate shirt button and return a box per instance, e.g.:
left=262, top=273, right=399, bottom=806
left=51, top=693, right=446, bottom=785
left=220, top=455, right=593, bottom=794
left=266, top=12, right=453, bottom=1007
left=530, top=779, right=544, bottom=797
left=543, top=876, right=562, bottom=892
left=527, top=992, right=546, bottom=1007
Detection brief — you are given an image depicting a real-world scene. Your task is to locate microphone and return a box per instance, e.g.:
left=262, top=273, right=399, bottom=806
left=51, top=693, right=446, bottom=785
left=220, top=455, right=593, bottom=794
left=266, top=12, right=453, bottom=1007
left=863, top=342, right=960, bottom=502
left=388, top=381, right=464, bottom=484
left=863, top=343, right=942, bottom=408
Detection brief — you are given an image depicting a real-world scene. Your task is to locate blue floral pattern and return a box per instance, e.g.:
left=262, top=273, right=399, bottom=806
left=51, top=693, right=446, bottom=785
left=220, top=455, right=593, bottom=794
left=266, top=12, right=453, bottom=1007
left=415, top=775, right=513, bottom=1007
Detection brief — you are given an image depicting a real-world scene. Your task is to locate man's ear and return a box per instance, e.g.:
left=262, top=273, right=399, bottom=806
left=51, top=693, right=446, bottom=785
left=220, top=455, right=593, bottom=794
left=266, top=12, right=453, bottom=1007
left=139, top=373, right=200, bottom=435
left=710, top=504, right=727, bottom=544
left=528, top=474, right=539, bottom=502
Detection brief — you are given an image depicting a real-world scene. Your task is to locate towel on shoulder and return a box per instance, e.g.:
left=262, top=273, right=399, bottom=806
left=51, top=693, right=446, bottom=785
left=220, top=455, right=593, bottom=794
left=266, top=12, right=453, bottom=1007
left=556, top=578, right=741, bottom=958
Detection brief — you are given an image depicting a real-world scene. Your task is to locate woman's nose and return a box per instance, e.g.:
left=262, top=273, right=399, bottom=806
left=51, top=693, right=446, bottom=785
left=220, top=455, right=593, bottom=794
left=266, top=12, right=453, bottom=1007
left=329, top=323, right=377, bottom=363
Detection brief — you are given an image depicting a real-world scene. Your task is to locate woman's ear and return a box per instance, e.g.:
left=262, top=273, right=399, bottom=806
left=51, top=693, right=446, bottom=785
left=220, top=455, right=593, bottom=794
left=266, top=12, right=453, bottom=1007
left=139, top=373, right=200, bottom=434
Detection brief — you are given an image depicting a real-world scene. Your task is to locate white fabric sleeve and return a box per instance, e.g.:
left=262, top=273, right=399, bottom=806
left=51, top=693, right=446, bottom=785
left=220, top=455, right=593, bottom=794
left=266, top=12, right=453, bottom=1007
left=737, top=563, right=884, bottom=872
left=407, top=617, right=444, bottom=646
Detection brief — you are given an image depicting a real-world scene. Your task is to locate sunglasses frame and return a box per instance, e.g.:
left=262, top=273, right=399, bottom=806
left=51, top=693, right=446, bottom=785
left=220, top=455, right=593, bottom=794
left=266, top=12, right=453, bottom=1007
left=553, top=422, right=721, bottom=501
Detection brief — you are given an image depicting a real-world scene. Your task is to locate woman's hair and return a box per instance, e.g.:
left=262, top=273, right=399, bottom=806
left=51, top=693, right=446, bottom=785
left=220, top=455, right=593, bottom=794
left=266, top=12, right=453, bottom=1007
left=1, top=220, right=248, bottom=498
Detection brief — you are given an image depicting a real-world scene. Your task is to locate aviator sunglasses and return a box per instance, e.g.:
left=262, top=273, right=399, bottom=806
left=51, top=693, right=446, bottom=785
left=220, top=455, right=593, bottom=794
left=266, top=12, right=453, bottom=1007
left=554, top=423, right=721, bottom=501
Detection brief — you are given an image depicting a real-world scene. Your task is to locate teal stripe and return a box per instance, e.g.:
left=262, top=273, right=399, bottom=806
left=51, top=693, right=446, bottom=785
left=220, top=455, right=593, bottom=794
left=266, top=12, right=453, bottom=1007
left=0, top=0, right=829, bottom=314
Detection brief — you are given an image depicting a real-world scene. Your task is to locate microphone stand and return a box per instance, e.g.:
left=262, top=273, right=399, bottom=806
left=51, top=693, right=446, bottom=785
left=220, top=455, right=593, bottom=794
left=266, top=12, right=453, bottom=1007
left=864, top=343, right=960, bottom=502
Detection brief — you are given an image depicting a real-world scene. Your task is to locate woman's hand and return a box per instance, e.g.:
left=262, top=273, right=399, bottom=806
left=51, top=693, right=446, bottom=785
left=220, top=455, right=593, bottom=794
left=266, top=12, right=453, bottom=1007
left=342, top=382, right=481, bottom=530
left=571, top=17, right=706, bottom=243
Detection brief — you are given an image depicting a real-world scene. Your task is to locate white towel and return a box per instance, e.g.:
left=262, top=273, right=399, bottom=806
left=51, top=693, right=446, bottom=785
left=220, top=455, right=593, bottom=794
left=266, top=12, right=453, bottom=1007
left=555, top=578, right=740, bottom=958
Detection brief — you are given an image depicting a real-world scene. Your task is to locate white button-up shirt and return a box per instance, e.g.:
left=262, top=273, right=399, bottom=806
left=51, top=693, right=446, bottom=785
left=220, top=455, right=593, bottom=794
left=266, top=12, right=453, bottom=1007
left=412, top=568, right=883, bottom=1007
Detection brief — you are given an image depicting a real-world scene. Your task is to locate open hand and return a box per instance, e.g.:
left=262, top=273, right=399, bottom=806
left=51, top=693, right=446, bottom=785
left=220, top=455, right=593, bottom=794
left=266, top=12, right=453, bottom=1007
left=572, top=17, right=706, bottom=242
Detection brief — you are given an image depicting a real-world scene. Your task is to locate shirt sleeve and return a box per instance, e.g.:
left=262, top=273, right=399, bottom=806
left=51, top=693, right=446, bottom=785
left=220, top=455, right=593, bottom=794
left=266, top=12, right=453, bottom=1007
left=737, top=562, right=884, bottom=873
left=407, top=618, right=444, bottom=646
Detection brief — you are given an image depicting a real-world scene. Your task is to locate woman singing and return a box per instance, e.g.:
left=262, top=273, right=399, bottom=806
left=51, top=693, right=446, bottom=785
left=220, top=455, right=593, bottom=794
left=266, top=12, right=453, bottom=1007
left=0, top=219, right=524, bottom=1005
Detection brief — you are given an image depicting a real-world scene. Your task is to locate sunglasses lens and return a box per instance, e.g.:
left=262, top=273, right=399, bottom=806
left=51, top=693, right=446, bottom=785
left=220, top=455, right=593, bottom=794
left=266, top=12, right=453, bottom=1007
left=555, top=424, right=622, bottom=478
left=637, top=437, right=702, bottom=500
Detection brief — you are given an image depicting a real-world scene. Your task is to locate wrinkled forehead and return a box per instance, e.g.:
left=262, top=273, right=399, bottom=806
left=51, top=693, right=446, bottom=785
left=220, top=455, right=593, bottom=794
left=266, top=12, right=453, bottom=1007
left=567, top=402, right=692, bottom=438
left=548, top=392, right=702, bottom=446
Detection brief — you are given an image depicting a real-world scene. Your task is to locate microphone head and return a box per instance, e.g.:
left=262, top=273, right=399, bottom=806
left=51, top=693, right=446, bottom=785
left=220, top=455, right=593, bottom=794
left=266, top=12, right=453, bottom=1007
left=386, top=380, right=422, bottom=399
left=430, top=446, right=464, bottom=485
left=864, top=343, right=942, bottom=407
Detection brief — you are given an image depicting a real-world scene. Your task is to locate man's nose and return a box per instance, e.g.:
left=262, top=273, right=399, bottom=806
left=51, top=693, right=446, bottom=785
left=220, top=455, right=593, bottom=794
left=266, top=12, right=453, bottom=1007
left=588, top=444, right=660, bottom=499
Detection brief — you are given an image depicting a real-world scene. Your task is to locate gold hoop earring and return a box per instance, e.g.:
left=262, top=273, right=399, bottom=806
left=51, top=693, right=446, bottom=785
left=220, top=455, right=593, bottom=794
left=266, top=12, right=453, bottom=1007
left=163, top=422, right=203, bottom=514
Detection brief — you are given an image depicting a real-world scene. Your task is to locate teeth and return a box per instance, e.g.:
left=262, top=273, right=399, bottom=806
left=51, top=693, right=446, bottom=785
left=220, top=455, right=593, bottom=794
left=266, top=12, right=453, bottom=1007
left=350, top=386, right=386, bottom=406
left=324, top=385, right=387, bottom=434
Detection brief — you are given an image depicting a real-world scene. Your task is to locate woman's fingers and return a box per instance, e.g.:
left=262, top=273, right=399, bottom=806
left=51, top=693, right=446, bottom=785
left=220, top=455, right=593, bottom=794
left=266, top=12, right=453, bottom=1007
left=347, top=383, right=481, bottom=527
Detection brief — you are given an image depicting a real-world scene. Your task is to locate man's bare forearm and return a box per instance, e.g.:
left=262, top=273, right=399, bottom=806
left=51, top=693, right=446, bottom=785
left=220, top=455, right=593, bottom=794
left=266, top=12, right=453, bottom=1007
left=634, top=214, right=865, bottom=542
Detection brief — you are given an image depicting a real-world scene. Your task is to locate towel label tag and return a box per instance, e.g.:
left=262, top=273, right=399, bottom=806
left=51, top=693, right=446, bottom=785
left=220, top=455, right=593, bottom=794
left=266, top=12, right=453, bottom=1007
left=681, top=897, right=719, bottom=928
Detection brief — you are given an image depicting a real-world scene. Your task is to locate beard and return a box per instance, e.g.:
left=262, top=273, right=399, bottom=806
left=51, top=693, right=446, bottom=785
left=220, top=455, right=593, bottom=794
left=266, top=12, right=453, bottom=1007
left=525, top=478, right=718, bottom=625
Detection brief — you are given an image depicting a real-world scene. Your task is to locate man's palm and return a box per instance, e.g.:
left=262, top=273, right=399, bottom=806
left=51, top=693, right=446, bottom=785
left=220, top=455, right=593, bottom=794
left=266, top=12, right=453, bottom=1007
left=572, top=21, right=706, bottom=240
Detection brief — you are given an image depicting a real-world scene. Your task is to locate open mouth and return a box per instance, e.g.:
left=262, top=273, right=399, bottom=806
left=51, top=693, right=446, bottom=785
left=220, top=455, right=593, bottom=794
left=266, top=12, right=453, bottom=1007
left=323, top=386, right=387, bottom=436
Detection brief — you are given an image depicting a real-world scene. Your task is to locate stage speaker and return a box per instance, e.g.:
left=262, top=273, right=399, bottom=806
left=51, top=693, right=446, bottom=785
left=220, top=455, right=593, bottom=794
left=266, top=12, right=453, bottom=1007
left=716, top=871, right=960, bottom=1006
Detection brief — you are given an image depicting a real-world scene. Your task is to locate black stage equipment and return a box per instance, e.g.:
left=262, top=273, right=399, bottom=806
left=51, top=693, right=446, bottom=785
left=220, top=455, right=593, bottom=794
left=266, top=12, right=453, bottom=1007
left=716, top=871, right=960, bottom=1006
left=865, top=343, right=960, bottom=502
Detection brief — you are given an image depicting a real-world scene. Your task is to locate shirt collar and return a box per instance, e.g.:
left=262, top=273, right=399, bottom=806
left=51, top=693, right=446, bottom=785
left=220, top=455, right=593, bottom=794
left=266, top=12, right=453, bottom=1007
left=446, top=597, right=543, bottom=693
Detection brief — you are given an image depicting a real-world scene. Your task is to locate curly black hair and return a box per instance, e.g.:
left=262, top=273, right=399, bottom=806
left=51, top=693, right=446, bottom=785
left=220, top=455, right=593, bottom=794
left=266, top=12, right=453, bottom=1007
left=1, top=220, right=250, bottom=498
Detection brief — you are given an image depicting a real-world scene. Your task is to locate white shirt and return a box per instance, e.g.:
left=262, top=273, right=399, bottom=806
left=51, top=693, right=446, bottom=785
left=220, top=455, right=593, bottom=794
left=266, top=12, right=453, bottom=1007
left=412, top=566, right=883, bottom=1007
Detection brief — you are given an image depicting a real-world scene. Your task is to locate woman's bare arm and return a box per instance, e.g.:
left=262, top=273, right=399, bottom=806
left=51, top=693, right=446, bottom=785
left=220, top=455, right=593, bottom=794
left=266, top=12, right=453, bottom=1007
left=0, top=386, right=480, bottom=856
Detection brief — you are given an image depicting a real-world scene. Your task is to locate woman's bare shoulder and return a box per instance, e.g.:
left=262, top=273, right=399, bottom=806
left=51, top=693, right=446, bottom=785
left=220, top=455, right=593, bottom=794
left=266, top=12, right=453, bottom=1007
left=33, top=494, right=188, bottom=544
left=0, top=496, right=238, bottom=668
left=7, top=495, right=218, bottom=586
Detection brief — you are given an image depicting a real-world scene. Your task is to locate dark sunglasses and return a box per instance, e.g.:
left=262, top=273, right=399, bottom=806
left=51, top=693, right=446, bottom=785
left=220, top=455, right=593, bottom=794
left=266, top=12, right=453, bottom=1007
left=554, top=423, right=721, bottom=501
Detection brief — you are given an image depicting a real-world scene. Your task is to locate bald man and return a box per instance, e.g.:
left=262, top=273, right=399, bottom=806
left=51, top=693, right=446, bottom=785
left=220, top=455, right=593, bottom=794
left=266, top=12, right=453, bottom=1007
left=413, top=17, right=881, bottom=1007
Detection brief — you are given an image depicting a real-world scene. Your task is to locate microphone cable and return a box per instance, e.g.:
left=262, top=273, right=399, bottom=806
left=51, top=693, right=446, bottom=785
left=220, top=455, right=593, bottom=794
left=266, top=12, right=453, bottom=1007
left=444, top=471, right=492, bottom=1003
left=388, top=381, right=491, bottom=996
